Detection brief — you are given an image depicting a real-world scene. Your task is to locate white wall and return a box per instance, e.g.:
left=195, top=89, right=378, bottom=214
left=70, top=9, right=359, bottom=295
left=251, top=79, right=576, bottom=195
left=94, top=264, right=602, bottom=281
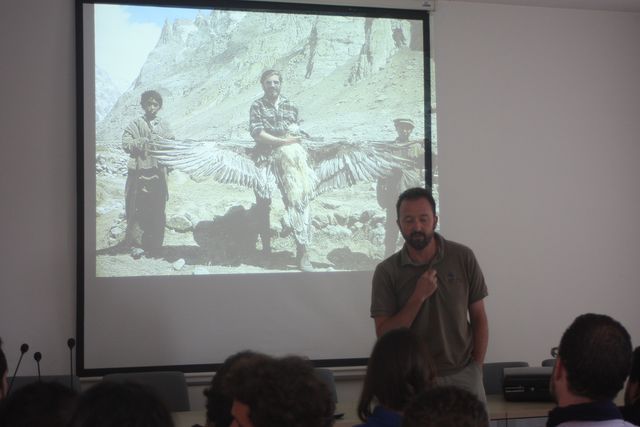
left=1, top=0, right=77, bottom=376
left=1, top=0, right=639, bottom=407
left=432, top=1, right=640, bottom=364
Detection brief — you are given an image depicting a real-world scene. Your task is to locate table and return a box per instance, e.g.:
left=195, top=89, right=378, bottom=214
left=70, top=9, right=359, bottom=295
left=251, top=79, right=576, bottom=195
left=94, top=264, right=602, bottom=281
left=487, top=395, right=554, bottom=420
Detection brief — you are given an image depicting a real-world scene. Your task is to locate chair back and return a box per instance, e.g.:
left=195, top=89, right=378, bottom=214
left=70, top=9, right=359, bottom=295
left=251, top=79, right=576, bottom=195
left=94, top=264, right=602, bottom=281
left=102, top=371, right=190, bottom=412
left=541, top=358, right=556, bottom=367
left=314, top=368, right=338, bottom=403
left=483, top=361, right=529, bottom=395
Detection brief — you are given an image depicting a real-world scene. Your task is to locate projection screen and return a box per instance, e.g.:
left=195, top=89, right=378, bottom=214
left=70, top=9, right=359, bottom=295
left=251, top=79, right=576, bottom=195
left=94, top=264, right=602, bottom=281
left=78, top=0, right=432, bottom=375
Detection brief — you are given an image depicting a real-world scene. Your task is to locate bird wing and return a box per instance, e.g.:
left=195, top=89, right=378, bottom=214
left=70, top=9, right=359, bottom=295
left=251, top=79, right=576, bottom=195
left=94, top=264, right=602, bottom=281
left=307, top=140, right=408, bottom=194
left=149, top=138, right=261, bottom=189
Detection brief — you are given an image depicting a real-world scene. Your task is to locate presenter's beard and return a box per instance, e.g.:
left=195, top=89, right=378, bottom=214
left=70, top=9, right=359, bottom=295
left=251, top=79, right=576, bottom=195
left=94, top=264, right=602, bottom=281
left=403, top=231, right=433, bottom=251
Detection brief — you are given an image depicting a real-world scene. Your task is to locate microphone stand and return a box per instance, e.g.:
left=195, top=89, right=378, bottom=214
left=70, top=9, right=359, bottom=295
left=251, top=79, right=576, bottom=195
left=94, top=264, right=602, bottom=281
left=7, top=343, right=29, bottom=395
left=34, top=352, right=42, bottom=381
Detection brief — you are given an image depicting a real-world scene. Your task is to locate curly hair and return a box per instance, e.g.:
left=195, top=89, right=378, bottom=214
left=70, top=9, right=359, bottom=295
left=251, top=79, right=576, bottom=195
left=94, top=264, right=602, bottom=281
left=357, top=328, right=435, bottom=421
left=204, top=351, right=268, bottom=427
left=140, top=90, right=163, bottom=108
left=223, top=355, right=334, bottom=427
left=403, top=386, right=488, bottom=427
left=558, top=313, right=632, bottom=401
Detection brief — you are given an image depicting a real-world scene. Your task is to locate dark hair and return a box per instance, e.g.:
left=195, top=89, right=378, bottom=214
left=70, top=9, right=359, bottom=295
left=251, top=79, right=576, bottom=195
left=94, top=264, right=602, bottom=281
left=396, top=187, right=436, bottom=219
left=0, top=338, right=7, bottom=398
left=224, top=355, right=334, bottom=427
left=68, top=382, right=173, bottom=427
left=625, top=346, right=640, bottom=408
left=204, top=351, right=267, bottom=427
left=630, top=347, right=640, bottom=383
left=402, top=386, right=489, bottom=427
left=140, top=90, right=163, bottom=107
left=558, top=313, right=632, bottom=401
left=0, top=381, right=78, bottom=427
left=260, top=69, right=282, bottom=84
left=357, top=328, right=435, bottom=421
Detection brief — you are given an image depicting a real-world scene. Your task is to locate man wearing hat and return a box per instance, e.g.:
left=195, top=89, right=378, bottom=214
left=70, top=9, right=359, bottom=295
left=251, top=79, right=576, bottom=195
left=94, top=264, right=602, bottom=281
left=376, top=118, right=425, bottom=257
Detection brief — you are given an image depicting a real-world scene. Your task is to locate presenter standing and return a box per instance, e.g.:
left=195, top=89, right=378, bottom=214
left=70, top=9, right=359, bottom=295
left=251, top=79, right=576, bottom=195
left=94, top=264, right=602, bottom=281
left=370, top=187, right=489, bottom=404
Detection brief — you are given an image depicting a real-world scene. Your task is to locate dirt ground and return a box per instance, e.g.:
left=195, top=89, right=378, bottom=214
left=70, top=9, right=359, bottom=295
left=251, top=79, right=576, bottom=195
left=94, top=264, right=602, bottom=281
left=95, top=165, right=395, bottom=277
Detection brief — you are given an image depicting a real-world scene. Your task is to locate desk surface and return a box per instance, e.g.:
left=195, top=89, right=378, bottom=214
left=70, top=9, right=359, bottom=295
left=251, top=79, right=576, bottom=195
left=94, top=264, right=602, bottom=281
left=172, top=397, right=555, bottom=427
left=487, top=395, right=554, bottom=420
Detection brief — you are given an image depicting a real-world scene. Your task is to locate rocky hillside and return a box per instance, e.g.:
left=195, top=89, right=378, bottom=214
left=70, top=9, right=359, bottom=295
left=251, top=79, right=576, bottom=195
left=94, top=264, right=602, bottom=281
left=93, top=9, right=428, bottom=276
left=96, top=10, right=425, bottom=143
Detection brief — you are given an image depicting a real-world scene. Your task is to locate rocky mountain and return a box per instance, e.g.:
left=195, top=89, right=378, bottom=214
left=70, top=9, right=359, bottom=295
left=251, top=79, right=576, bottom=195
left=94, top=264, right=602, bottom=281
left=96, top=9, right=425, bottom=144
left=93, top=9, right=428, bottom=275
left=95, top=65, right=122, bottom=123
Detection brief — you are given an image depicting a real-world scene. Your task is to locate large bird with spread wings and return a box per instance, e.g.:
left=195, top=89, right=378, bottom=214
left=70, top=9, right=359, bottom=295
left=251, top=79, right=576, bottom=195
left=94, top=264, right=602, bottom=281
left=149, top=136, right=409, bottom=267
left=150, top=137, right=405, bottom=196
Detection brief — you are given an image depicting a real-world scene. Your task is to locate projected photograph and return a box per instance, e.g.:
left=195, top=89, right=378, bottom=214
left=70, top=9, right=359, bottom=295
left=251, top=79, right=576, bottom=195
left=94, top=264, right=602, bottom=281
left=91, top=3, right=429, bottom=277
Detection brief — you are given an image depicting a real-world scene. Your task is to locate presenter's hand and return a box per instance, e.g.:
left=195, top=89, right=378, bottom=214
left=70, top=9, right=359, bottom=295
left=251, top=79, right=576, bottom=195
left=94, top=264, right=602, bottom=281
left=415, top=268, right=438, bottom=302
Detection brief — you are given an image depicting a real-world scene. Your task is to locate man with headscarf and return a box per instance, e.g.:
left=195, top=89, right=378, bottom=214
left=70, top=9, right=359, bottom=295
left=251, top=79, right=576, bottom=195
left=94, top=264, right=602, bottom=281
left=377, top=118, right=425, bottom=257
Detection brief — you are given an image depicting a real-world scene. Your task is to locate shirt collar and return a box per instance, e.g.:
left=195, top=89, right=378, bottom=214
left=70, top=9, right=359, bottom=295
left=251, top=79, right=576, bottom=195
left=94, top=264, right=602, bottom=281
left=547, top=401, right=623, bottom=427
left=261, top=94, right=284, bottom=108
left=370, top=405, right=402, bottom=427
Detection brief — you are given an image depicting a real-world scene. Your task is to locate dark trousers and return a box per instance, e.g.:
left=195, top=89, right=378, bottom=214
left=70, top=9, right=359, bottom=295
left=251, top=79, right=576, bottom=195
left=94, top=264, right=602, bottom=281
left=125, top=168, right=167, bottom=254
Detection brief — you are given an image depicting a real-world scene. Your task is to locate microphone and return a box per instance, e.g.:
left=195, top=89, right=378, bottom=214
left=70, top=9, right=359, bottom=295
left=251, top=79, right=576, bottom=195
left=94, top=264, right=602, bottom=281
left=7, top=343, right=29, bottom=395
left=33, top=352, right=42, bottom=381
left=67, top=338, right=76, bottom=390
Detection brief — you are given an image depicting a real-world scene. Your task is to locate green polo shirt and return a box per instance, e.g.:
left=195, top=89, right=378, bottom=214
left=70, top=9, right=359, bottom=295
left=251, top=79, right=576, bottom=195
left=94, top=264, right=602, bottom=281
left=370, top=233, right=488, bottom=376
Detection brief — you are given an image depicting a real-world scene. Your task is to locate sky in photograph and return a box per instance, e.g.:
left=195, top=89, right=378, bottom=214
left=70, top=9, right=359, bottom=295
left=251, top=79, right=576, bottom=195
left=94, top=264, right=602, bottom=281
left=94, top=4, right=202, bottom=92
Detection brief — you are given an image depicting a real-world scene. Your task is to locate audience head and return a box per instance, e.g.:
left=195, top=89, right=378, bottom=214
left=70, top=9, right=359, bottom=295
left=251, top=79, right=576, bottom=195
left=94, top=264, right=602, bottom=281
left=68, top=381, right=174, bottom=427
left=402, top=385, right=489, bottom=427
left=625, top=346, right=640, bottom=407
left=357, top=328, right=435, bottom=421
left=0, top=339, right=7, bottom=399
left=553, top=313, right=632, bottom=403
left=223, top=354, right=334, bottom=427
left=0, top=381, right=78, bottom=427
left=204, top=351, right=268, bottom=427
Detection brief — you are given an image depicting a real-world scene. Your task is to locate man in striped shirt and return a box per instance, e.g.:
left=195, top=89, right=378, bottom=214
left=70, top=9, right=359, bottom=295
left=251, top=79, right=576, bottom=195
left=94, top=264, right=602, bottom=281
left=249, top=70, right=314, bottom=271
